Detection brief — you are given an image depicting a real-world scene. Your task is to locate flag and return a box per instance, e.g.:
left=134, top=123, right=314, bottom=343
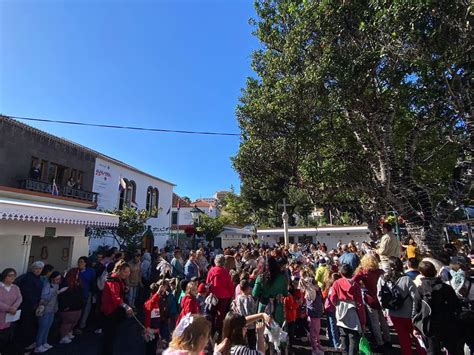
left=177, top=199, right=180, bottom=211
left=119, top=176, right=126, bottom=191
left=52, top=179, right=59, bottom=196
left=166, top=207, right=171, bottom=215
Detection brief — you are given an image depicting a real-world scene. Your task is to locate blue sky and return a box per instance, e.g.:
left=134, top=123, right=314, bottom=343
left=0, top=0, right=258, bottom=200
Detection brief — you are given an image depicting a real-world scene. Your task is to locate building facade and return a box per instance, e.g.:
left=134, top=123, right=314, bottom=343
left=0, top=116, right=118, bottom=273
left=0, top=115, right=174, bottom=266
left=0, top=116, right=97, bottom=202
left=90, top=157, right=174, bottom=250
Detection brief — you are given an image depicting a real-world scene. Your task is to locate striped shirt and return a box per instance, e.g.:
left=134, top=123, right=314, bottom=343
left=230, top=345, right=263, bottom=355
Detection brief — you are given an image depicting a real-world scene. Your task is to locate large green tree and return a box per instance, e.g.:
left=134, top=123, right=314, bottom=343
left=234, top=0, right=472, bottom=254
left=87, top=207, right=150, bottom=254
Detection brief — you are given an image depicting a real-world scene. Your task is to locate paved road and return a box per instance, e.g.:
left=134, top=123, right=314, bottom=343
left=47, top=318, right=145, bottom=355
left=44, top=317, right=406, bottom=355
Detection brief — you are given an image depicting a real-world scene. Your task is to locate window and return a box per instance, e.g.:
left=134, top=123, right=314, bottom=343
left=146, top=187, right=159, bottom=217
left=171, top=211, right=178, bottom=225
left=119, top=178, right=135, bottom=210
left=30, top=157, right=46, bottom=180
left=128, top=180, right=136, bottom=204
left=47, top=163, right=58, bottom=183
left=146, top=187, right=152, bottom=212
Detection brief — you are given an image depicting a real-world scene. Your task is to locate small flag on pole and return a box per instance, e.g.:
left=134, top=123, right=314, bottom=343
left=52, top=179, right=59, bottom=196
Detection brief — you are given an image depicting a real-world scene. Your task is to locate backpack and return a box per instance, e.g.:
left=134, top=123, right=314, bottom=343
left=413, top=280, right=458, bottom=337
left=380, top=280, right=407, bottom=310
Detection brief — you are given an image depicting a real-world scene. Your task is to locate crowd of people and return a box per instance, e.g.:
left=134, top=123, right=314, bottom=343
left=0, top=222, right=473, bottom=355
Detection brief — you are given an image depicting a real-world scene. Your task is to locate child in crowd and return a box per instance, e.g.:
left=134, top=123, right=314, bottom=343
left=176, top=282, right=199, bottom=325
left=164, top=314, right=213, bottom=355
left=234, top=279, right=258, bottom=349
left=144, top=282, right=168, bottom=355
left=323, top=272, right=341, bottom=350
left=196, top=283, right=207, bottom=314
left=177, top=279, right=188, bottom=307
left=283, top=284, right=298, bottom=350
left=35, top=271, right=64, bottom=353
left=300, top=274, right=324, bottom=355
left=405, top=258, right=420, bottom=280
left=293, top=278, right=309, bottom=341
left=222, top=311, right=270, bottom=355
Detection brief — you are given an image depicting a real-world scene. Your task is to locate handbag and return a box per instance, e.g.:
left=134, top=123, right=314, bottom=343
left=359, top=335, right=372, bottom=355
left=35, top=304, right=45, bottom=317
left=204, top=282, right=218, bottom=314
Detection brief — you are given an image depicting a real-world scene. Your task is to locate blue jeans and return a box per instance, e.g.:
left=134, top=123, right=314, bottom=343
left=36, top=312, right=54, bottom=346
left=327, top=311, right=341, bottom=348
left=127, top=286, right=139, bottom=307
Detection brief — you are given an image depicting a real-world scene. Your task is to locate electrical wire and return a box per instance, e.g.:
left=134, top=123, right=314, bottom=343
left=6, top=114, right=241, bottom=137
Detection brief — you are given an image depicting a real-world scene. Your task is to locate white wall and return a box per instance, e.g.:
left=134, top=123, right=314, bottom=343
left=173, top=207, right=194, bottom=226
left=219, top=233, right=253, bottom=249
left=260, top=232, right=370, bottom=250
left=91, top=158, right=174, bottom=250
left=0, top=220, right=89, bottom=274
left=0, top=235, right=29, bottom=275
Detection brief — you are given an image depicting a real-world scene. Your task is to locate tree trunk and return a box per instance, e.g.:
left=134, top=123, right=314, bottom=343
left=404, top=221, right=443, bottom=257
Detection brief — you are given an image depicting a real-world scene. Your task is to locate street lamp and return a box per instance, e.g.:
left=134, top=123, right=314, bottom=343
left=190, top=205, right=201, bottom=249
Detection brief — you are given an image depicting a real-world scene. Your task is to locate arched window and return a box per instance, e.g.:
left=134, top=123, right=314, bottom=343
left=119, top=179, right=136, bottom=210
left=151, top=188, right=159, bottom=217
left=119, top=178, right=129, bottom=210
left=146, top=186, right=152, bottom=213
left=128, top=180, right=136, bottom=205
left=146, top=187, right=159, bottom=217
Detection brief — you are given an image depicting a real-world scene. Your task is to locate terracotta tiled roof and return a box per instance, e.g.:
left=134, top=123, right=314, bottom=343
left=172, top=193, right=191, bottom=208
left=190, top=199, right=217, bottom=208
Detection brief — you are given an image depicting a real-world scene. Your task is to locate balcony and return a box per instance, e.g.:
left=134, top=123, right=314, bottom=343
left=19, top=179, right=98, bottom=203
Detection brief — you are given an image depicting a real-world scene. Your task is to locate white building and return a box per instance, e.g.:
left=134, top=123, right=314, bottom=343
left=190, top=199, right=219, bottom=218
left=257, top=226, right=371, bottom=249
left=216, top=226, right=255, bottom=249
left=89, top=156, right=175, bottom=250
left=0, top=190, right=118, bottom=274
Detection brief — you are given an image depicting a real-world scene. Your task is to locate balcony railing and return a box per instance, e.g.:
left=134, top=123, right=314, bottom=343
left=18, top=179, right=98, bottom=203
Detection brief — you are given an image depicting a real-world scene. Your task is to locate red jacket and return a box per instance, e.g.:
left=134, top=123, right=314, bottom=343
left=293, top=289, right=306, bottom=318
left=206, top=266, right=234, bottom=299
left=176, top=294, right=199, bottom=325
left=353, top=268, right=384, bottom=310
left=283, top=294, right=298, bottom=322
left=101, top=273, right=126, bottom=316
left=144, top=292, right=161, bottom=329
left=329, top=277, right=366, bottom=328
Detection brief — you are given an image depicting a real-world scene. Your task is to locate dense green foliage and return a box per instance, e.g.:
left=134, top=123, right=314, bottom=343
left=234, top=0, right=472, bottom=253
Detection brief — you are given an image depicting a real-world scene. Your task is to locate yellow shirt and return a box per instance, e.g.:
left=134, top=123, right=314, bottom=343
left=406, top=245, right=417, bottom=259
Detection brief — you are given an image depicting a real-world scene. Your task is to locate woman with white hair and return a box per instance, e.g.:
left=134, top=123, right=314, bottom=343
left=15, top=261, right=45, bottom=353
left=205, top=254, right=234, bottom=339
